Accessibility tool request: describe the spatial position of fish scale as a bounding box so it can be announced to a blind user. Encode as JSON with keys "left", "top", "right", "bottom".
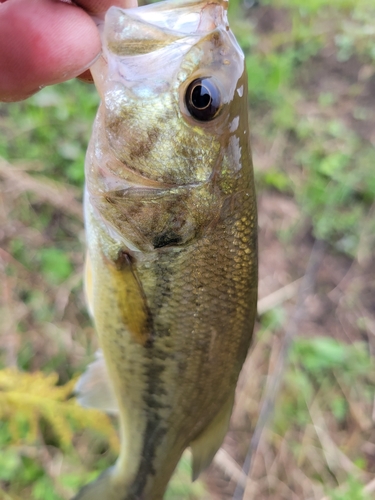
{"left": 73, "top": 0, "right": 257, "bottom": 498}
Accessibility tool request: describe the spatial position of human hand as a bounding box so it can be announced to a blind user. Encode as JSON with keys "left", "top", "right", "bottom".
{"left": 0, "top": 0, "right": 137, "bottom": 102}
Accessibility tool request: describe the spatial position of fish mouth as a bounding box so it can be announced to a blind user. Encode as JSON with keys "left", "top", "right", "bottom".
{"left": 88, "top": 0, "right": 242, "bottom": 189}
{"left": 90, "top": 0, "right": 231, "bottom": 107}
{"left": 103, "top": 0, "right": 229, "bottom": 54}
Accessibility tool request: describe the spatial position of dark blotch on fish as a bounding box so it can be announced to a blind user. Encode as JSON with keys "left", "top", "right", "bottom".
{"left": 153, "top": 232, "right": 183, "bottom": 248}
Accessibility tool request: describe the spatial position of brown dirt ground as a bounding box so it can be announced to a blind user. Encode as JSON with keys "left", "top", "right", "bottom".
{"left": 203, "top": 5, "right": 375, "bottom": 500}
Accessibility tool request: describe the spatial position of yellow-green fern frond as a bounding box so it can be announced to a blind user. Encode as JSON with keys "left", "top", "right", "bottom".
{"left": 0, "top": 369, "right": 119, "bottom": 452}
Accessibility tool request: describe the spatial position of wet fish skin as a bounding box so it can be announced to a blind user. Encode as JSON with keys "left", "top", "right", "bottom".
{"left": 74, "top": 0, "right": 257, "bottom": 498}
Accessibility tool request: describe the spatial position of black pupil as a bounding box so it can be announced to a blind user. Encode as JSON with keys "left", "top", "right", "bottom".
{"left": 185, "top": 77, "right": 221, "bottom": 121}
{"left": 191, "top": 85, "right": 211, "bottom": 109}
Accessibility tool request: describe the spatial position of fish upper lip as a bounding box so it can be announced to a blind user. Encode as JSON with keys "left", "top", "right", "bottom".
{"left": 87, "top": 130, "right": 226, "bottom": 197}
{"left": 104, "top": 183, "right": 200, "bottom": 199}
{"left": 88, "top": 152, "right": 178, "bottom": 195}
{"left": 105, "top": 0, "right": 228, "bottom": 38}
{"left": 90, "top": 159, "right": 216, "bottom": 197}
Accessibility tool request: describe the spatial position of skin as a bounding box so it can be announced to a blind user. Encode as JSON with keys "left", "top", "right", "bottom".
{"left": 0, "top": 0, "right": 137, "bottom": 102}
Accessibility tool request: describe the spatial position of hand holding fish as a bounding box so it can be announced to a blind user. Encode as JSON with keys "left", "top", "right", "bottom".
{"left": 0, "top": 0, "right": 136, "bottom": 102}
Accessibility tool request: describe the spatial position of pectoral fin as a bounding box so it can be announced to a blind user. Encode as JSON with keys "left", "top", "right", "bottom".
{"left": 75, "top": 351, "right": 119, "bottom": 415}
{"left": 190, "top": 392, "right": 235, "bottom": 481}
{"left": 106, "top": 250, "right": 153, "bottom": 347}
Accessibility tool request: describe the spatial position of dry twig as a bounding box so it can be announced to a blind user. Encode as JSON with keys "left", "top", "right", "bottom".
{"left": 233, "top": 239, "right": 326, "bottom": 500}
{"left": 308, "top": 400, "right": 362, "bottom": 476}
{"left": 213, "top": 449, "right": 251, "bottom": 490}
{"left": 257, "top": 278, "right": 302, "bottom": 316}
{"left": 0, "top": 157, "right": 83, "bottom": 220}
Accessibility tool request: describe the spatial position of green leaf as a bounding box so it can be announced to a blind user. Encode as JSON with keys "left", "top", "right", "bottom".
{"left": 0, "top": 450, "right": 21, "bottom": 481}
{"left": 39, "top": 248, "right": 73, "bottom": 284}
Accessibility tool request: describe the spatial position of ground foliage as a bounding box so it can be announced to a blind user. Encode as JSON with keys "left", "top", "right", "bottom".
{"left": 1, "top": 0, "right": 375, "bottom": 499}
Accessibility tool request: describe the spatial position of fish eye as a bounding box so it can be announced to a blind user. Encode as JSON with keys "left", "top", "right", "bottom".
{"left": 185, "top": 78, "right": 221, "bottom": 121}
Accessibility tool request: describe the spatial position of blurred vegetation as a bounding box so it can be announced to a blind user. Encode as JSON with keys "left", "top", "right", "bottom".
{"left": 1, "top": 0, "right": 375, "bottom": 499}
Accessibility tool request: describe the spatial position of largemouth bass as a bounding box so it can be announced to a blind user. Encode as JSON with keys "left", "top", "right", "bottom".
{"left": 74, "top": 0, "right": 257, "bottom": 498}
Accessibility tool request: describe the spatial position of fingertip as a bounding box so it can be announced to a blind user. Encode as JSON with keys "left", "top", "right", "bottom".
{"left": 77, "top": 69, "right": 95, "bottom": 83}
{"left": 0, "top": 0, "right": 102, "bottom": 101}
{"left": 75, "top": 0, "right": 138, "bottom": 15}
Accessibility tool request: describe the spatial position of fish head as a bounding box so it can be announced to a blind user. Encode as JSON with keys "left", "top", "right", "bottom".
{"left": 91, "top": 0, "right": 246, "bottom": 187}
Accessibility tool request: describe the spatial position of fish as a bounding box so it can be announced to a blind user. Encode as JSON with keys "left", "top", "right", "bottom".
{"left": 73, "top": 0, "right": 257, "bottom": 498}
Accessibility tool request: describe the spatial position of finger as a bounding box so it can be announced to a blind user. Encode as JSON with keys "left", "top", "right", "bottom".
{"left": 0, "top": 0, "right": 101, "bottom": 101}
{"left": 77, "top": 69, "right": 95, "bottom": 83}
{"left": 75, "top": 0, "right": 138, "bottom": 16}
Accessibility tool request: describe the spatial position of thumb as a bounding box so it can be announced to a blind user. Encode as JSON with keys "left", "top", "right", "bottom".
{"left": 0, "top": 0, "right": 101, "bottom": 102}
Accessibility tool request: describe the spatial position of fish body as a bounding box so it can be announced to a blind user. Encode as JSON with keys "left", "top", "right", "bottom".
{"left": 74, "top": 0, "right": 257, "bottom": 498}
